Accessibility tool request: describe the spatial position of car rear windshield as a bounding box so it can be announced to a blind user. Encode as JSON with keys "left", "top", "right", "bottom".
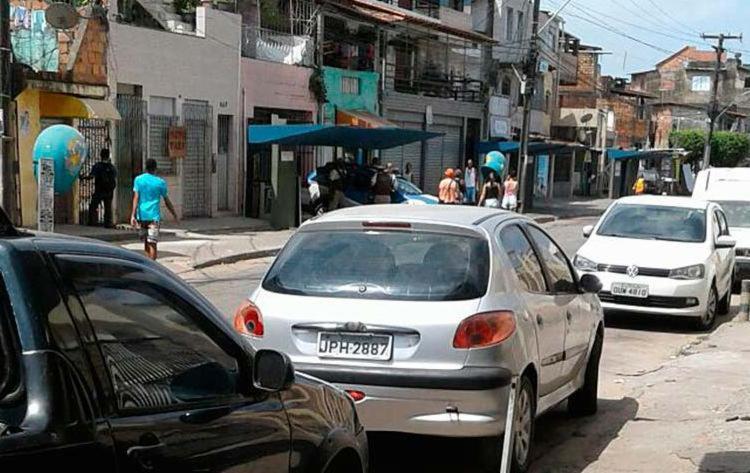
{"left": 263, "top": 229, "right": 490, "bottom": 301}
{"left": 716, "top": 201, "right": 750, "bottom": 228}
{"left": 597, "top": 204, "right": 706, "bottom": 243}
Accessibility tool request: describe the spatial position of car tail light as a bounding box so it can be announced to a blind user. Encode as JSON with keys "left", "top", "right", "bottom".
{"left": 452, "top": 311, "right": 515, "bottom": 349}
{"left": 346, "top": 390, "right": 366, "bottom": 402}
{"left": 233, "top": 300, "right": 264, "bottom": 338}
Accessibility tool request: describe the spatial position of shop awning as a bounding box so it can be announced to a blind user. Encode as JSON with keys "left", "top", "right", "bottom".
{"left": 608, "top": 148, "right": 685, "bottom": 161}
{"left": 39, "top": 92, "right": 121, "bottom": 120}
{"left": 248, "top": 124, "right": 443, "bottom": 149}
{"left": 479, "top": 140, "right": 587, "bottom": 155}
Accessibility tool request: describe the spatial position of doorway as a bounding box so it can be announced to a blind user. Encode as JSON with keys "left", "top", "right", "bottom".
{"left": 217, "top": 115, "right": 232, "bottom": 211}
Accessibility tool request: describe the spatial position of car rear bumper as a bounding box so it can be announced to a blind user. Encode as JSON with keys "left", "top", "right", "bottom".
{"left": 297, "top": 364, "right": 513, "bottom": 437}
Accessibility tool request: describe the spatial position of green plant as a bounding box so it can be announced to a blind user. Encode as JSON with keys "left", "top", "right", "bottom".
{"left": 174, "top": 0, "right": 200, "bottom": 15}
{"left": 670, "top": 130, "right": 750, "bottom": 168}
{"left": 309, "top": 67, "right": 327, "bottom": 104}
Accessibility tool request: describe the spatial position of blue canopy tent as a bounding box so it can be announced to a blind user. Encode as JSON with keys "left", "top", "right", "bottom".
{"left": 248, "top": 124, "right": 444, "bottom": 149}
{"left": 478, "top": 140, "right": 586, "bottom": 156}
{"left": 607, "top": 148, "right": 682, "bottom": 161}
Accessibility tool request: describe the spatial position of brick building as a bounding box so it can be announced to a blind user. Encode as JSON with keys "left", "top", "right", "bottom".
{"left": 10, "top": 3, "right": 120, "bottom": 227}
{"left": 631, "top": 46, "right": 750, "bottom": 148}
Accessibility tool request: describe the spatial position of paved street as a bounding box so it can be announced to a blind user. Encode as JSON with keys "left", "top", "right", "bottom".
{"left": 167, "top": 216, "right": 744, "bottom": 473}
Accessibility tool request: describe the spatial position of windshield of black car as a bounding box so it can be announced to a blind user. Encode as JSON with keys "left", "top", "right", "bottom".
{"left": 597, "top": 204, "right": 706, "bottom": 243}
{"left": 263, "top": 230, "right": 490, "bottom": 301}
{"left": 716, "top": 201, "right": 750, "bottom": 228}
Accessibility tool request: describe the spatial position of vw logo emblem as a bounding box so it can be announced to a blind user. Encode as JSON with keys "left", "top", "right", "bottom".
{"left": 626, "top": 265, "right": 639, "bottom": 278}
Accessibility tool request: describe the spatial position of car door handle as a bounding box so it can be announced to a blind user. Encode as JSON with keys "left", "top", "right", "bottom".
{"left": 536, "top": 314, "right": 543, "bottom": 326}
{"left": 566, "top": 311, "right": 573, "bottom": 322}
{"left": 127, "top": 433, "right": 166, "bottom": 472}
{"left": 180, "top": 406, "right": 233, "bottom": 425}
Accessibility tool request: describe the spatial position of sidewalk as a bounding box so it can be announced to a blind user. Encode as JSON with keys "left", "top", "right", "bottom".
{"left": 38, "top": 199, "right": 610, "bottom": 269}
{"left": 528, "top": 197, "right": 613, "bottom": 222}
{"left": 49, "top": 216, "right": 272, "bottom": 243}
{"left": 531, "top": 318, "right": 750, "bottom": 473}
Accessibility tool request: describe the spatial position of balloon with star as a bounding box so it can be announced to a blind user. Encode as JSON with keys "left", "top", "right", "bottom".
{"left": 33, "top": 124, "right": 89, "bottom": 194}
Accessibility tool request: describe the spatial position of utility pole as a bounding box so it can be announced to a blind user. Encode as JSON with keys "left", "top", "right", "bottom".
{"left": 701, "top": 33, "right": 742, "bottom": 170}
{"left": 518, "top": 0, "right": 541, "bottom": 213}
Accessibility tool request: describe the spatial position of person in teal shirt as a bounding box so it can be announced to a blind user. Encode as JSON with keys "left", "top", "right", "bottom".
{"left": 130, "top": 158, "right": 179, "bottom": 260}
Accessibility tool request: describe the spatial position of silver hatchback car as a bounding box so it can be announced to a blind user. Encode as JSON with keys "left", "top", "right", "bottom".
{"left": 239, "top": 206, "right": 604, "bottom": 472}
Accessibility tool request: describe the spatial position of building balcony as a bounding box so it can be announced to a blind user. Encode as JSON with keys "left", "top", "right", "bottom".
{"left": 384, "top": 62, "right": 483, "bottom": 103}
{"left": 241, "top": 24, "right": 314, "bottom": 66}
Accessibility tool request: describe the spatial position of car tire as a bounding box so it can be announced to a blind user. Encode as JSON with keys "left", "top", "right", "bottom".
{"left": 568, "top": 330, "right": 602, "bottom": 417}
{"left": 479, "top": 376, "right": 536, "bottom": 473}
{"left": 719, "top": 282, "right": 731, "bottom": 316}
{"left": 696, "top": 285, "right": 718, "bottom": 331}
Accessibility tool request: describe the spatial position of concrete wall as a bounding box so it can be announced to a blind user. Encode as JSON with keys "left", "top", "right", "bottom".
{"left": 242, "top": 59, "right": 317, "bottom": 118}
{"left": 322, "top": 67, "right": 379, "bottom": 122}
{"left": 111, "top": 8, "right": 242, "bottom": 217}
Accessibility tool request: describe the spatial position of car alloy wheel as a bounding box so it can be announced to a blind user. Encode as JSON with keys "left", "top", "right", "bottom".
{"left": 700, "top": 286, "right": 718, "bottom": 330}
{"left": 514, "top": 381, "right": 533, "bottom": 467}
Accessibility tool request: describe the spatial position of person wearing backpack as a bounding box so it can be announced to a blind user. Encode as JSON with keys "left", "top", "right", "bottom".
{"left": 82, "top": 148, "right": 117, "bottom": 227}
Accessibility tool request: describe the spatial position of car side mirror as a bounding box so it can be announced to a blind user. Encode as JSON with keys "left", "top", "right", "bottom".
{"left": 716, "top": 235, "right": 737, "bottom": 249}
{"left": 253, "top": 349, "right": 294, "bottom": 392}
{"left": 579, "top": 274, "right": 603, "bottom": 294}
{"left": 582, "top": 225, "right": 594, "bottom": 238}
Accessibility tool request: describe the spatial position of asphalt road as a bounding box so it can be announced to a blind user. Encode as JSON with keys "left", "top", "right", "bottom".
{"left": 177, "top": 216, "right": 728, "bottom": 473}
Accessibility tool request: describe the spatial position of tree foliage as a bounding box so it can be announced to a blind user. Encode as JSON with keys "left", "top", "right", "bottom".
{"left": 670, "top": 130, "right": 750, "bottom": 167}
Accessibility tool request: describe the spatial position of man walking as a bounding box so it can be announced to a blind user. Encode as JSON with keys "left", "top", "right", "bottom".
{"left": 130, "top": 158, "right": 179, "bottom": 260}
{"left": 464, "top": 159, "right": 477, "bottom": 204}
{"left": 81, "top": 148, "right": 117, "bottom": 227}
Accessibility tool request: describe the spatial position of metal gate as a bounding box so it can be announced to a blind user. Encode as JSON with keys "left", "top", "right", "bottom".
{"left": 182, "top": 101, "right": 213, "bottom": 218}
{"left": 217, "top": 115, "right": 231, "bottom": 210}
{"left": 116, "top": 95, "right": 146, "bottom": 224}
{"left": 79, "top": 119, "right": 109, "bottom": 224}
{"left": 425, "top": 123, "right": 462, "bottom": 195}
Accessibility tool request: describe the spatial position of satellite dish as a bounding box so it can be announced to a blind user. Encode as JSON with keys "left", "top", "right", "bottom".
{"left": 580, "top": 113, "right": 594, "bottom": 124}
{"left": 46, "top": 3, "right": 80, "bottom": 30}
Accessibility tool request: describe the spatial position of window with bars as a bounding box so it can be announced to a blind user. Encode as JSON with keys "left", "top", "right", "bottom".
{"left": 341, "top": 76, "right": 360, "bottom": 95}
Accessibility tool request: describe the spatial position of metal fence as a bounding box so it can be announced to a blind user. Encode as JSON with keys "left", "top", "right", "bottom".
{"left": 78, "top": 119, "right": 109, "bottom": 225}
{"left": 241, "top": 24, "right": 314, "bottom": 65}
{"left": 182, "top": 101, "right": 213, "bottom": 218}
{"left": 116, "top": 95, "right": 147, "bottom": 224}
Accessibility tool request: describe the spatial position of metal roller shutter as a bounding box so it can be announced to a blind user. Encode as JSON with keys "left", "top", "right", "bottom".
{"left": 424, "top": 124, "right": 462, "bottom": 196}
{"left": 381, "top": 119, "right": 423, "bottom": 187}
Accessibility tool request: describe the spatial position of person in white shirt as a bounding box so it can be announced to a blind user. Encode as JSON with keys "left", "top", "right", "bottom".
{"left": 464, "top": 159, "right": 477, "bottom": 204}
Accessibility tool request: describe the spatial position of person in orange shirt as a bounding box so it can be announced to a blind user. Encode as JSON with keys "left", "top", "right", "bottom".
{"left": 438, "top": 168, "right": 460, "bottom": 204}
{"left": 633, "top": 174, "right": 646, "bottom": 195}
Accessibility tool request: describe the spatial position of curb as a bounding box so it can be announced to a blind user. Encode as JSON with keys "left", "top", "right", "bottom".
{"left": 193, "top": 248, "right": 282, "bottom": 270}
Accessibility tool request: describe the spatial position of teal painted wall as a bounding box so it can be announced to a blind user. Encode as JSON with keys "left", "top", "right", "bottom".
{"left": 322, "top": 67, "right": 379, "bottom": 123}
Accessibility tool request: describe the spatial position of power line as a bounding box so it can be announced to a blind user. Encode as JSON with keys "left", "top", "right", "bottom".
{"left": 643, "top": 0, "right": 702, "bottom": 36}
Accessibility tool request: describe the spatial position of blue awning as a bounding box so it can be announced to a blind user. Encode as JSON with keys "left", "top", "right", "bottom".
{"left": 479, "top": 140, "right": 586, "bottom": 155}
{"left": 248, "top": 124, "right": 443, "bottom": 150}
{"left": 608, "top": 148, "right": 682, "bottom": 161}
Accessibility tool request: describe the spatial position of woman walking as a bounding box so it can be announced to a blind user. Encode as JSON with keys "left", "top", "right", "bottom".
{"left": 478, "top": 171, "right": 502, "bottom": 208}
{"left": 502, "top": 170, "right": 519, "bottom": 211}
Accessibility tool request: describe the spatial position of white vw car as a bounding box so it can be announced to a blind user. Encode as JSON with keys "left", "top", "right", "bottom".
{"left": 237, "top": 206, "right": 604, "bottom": 472}
{"left": 574, "top": 196, "right": 736, "bottom": 330}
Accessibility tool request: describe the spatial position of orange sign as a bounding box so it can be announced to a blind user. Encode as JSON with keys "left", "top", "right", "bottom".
{"left": 168, "top": 126, "right": 186, "bottom": 158}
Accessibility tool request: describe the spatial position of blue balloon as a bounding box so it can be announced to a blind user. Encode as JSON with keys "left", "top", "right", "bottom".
{"left": 481, "top": 150, "right": 506, "bottom": 179}
{"left": 33, "top": 125, "right": 89, "bottom": 194}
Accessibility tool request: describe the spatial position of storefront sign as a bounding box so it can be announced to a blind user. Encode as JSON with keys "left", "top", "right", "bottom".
{"left": 168, "top": 126, "right": 186, "bottom": 159}
{"left": 490, "top": 115, "right": 511, "bottom": 138}
{"left": 37, "top": 158, "right": 54, "bottom": 233}
{"left": 489, "top": 96, "right": 510, "bottom": 116}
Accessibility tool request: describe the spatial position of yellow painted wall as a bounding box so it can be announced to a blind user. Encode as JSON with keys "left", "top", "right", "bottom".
{"left": 16, "top": 89, "right": 41, "bottom": 227}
